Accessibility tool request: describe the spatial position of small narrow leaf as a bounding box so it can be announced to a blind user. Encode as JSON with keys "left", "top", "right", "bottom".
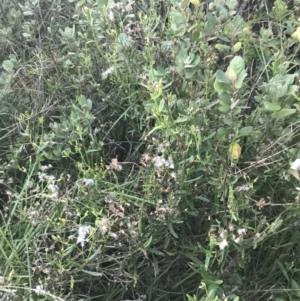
{"left": 168, "top": 223, "right": 178, "bottom": 238}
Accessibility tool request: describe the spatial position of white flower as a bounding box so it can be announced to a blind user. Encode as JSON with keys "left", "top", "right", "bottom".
{"left": 237, "top": 228, "right": 247, "bottom": 236}
{"left": 76, "top": 225, "right": 90, "bottom": 247}
{"left": 255, "top": 233, "right": 261, "bottom": 239}
{"left": 108, "top": 10, "right": 114, "bottom": 21}
{"left": 35, "top": 285, "right": 46, "bottom": 295}
{"left": 47, "top": 183, "right": 59, "bottom": 199}
{"left": 153, "top": 156, "right": 166, "bottom": 168}
{"left": 166, "top": 156, "right": 174, "bottom": 168}
{"left": 93, "top": 127, "right": 100, "bottom": 134}
{"left": 103, "top": 67, "right": 114, "bottom": 76}
{"left": 219, "top": 229, "right": 226, "bottom": 239}
{"left": 153, "top": 156, "right": 174, "bottom": 169}
{"left": 47, "top": 184, "right": 58, "bottom": 194}
{"left": 97, "top": 218, "right": 110, "bottom": 235}
{"left": 291, "top": 159, "right": 300, "bottom": 170}
{"left": 234, "top": 237, "right": 240, "bottom": 244}
{"left": 83, "top": 178, "right": 94, "bottom": 186}
{"left": 219, "top": 238, "right": 228, "bottom": 250}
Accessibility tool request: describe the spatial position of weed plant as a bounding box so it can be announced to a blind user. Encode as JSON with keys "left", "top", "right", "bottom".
{"left": 1, "top": 0, "right": 300, "bottom": 300}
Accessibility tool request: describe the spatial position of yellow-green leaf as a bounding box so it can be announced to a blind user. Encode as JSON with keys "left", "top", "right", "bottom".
{"left": 229, "top": 143, "right": 241, "bottom": 160}
{"left": 292, "top": 26, "right": 300, "bottom": 42}
{"left": 190, "top": 0, "right": 200, "bottom": 6}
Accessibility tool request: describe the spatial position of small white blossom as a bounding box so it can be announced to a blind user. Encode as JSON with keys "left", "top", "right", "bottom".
{"left": 237, "top": 228, "right": 247, "bottom": 236}
{"left": 167, "top": 156, "right": 174, "bottom": 168}
{"left": 35, "top": 285, "right": 46, "bottom": 295}
{"left": 41, "top": 164, "right": 52, "bottom": 171}
{"left": 110, "top": 2, "right": 123, "bottom": 9}
{"left": 234, "top": 237, "right": 240, "bottom": 244}
{"left": 103, "top": 67, "right": 114, "bottom": 76}
{"left": 83, "top": 178, "right": 94, "bottom": 186}
{"left": 47, "top": 183, "right": 59, "bottom": 199}
{"left": 219, "top": 229, "right": 226, "bottom": 239}
{"left": 93, "top": 127, "right": 100, "bottom": 134}
{"left": 110, "top": 232, "right": 118, "bottom": 239}
{"left": 108, "top": 10, "right": 114, "bottom": 21}
{"left": 77, "top": 225, "right": 90, "bottom": 247}
{"left": 97, "top": 218, "right": 110, "bottom": 235}
{"left": 153, "top": 156, "right": 174, "bottom": 169}
{"left": 219, "top": 238, "right": 228, "bottom": 250}
{"left": 26, "top": 181, "right": 34, "bottom": 189}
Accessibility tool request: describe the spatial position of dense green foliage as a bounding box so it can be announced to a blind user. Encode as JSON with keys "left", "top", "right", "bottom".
{"left": 1, "top": 0, "right": 300, "bottom": 300}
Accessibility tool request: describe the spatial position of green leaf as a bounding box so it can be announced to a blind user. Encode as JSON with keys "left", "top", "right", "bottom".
{"left": 185, "top": 69, "right": 197, "bottom": 79}
{"left": 230, "top": 98, "right": 241, "bottom": 110}
{"left": 233, "top": 42, "right": 242, "bottom": 53}
{"left": 158, "top": 98, "right": 165, "bottom": 112}
{"left": 232, "top": 15, "right": 244, "bottom": 35}
{"left": 271, "top": 109, "right": 296, "bottom": 119}
{"left": 291, "top": 279, "right": 300, "bottom": 297}
{"left": 225, "top": 67, "right": 237, "bottom": 82}
{"left": 147, "top": 248, "right": 165, "bottom": 256}
{"left": 214, "top": 81, "right": 232, "bottom": 94}
{"left": 82, "top": 270, "right": 103, "bottom": 276}
{"left": 168, "top": 223, "right": 178, "bottom": 238}
{"left": 217, "top": 127, "right": 229, "bottom": 139}
{"left": 191, "top": 30, "right": 200, "bottom": 42}
{"left": 229, "top": 56, "right": 245, "bottom": 77}
{"left": 143, "top": 235, "right": 153, "bottom": 248}
{"left": 78, "top": 95, "right": 92, "bottom": 110}
{"left": 219, "top": 104, "right": 231, "bottom": 113}
{"left": 175, "top": 116, "right": 188, "bottom": 123}
{"left": 263, "top": 101, "right": 281, "bottom": 111}
{"left": 181, "top": 0, "right": 190, "bottom": 8}
{"left": 215, "top": 44, "right": 231, "bottom": 52}
{"left": 191, "top": 55, "right": 201, "bottom": 66}
{"left": 97, "top": 0, "right": 107, "bottom": 6}
{"left": 215, "top": 70, "right": 231, "bottom": 83}
{"left": 238, "top": 126, "right": 253, "bottom": 136}
{"left": 2, "top": 60, "right": 14, "bottom": 72}
{"left": 195, "top": 196, "right": 211, "bottom": 202}
{"left": 277, "top": 261, "right": 289, "bottom": 282}
{"left": 235, "top": 69, "right": 247, "bottom": 89}
{"left": 76, "top": 0, "right": 85, "bottom": 6}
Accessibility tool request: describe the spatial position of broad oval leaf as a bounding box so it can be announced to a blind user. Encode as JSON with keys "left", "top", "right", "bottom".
{"left": 271, "top": 109, "right": 296, "bottom": 119}
{"left": 229, "top": 142, "right": 242, "bottom": 160}
{"left": 263, "top": 101, "right": 281, "bottom": 111}
{"left": 2, "top": 60, "right": 14, "bottom": 71}
{"left": 229, "top": 56, "right": 245, "bottom": 77}
{"left": 233, "top": 42, "right": 242, "bottom": 53}
{"left": 238, "top": 126, "right": 253, "bottom": 136}
{"left": 215, "top": 70, "right": 231, "bottom": 83}
{"left": 219, "top": 104, "right": 231, "bottom": 113}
